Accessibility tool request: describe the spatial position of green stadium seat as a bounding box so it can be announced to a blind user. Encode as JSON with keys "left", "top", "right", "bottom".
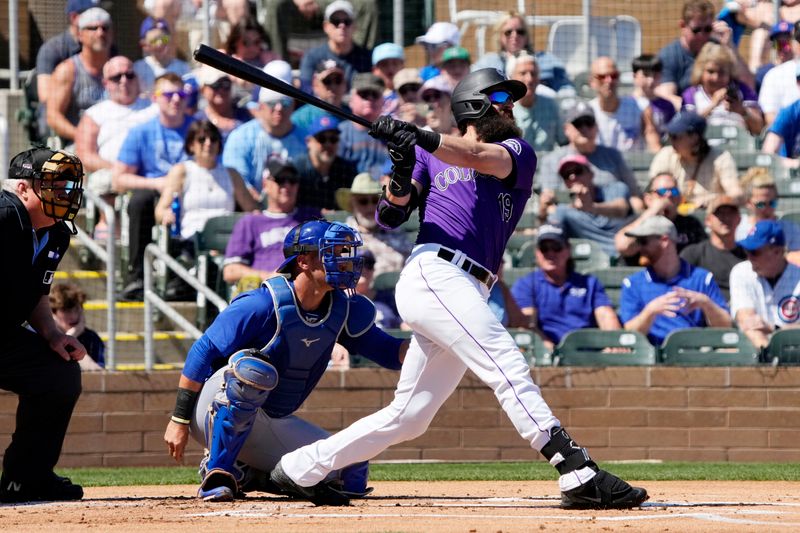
{"left": 735, "top": 152, "right": 787, "bottom": 180}
{"left": 659, "top": 328, "right": 758, "bottom": 366}
{"left": 508, "top": 328, "right": 552, "bottom": 366}
{"left": 373, "top": 270, "right": 401, "bottom": 292}
{"left": 705, "top": 124, "right": 757, "bottom": 152}
{"left": 586, "top": 266, "right": 641, "bottom": 309}
{"left": 326, "top": 210, "right": 351, "bottom": 223}
{"left": 624, "top": 151, "right": 654, "bottom": 171}
{"left": 554, "top": 329, "right": 656, "bottom": 366}
{"left": 763, "top": 329, "right": 800, "bottom": 365}
{"left": 502, "top": 266, "right": 533, "bottom": 288}
{"left": 194, "top": 213, "right": 245, "bottom": 328}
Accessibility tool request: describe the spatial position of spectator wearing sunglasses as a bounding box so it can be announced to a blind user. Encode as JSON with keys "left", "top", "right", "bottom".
{"left": 753, "top": 21, "right": 796, "bottom": 94}
{"left": 759, "top": 20, "right": 800, "bottom": 126}
{"left": 47, "top": 7, "right": 114, "bottom": 148}
{"left": 391, "top": 68, "right": 426, "bottom": 127}
{"left": 133, "top": 17, "right": 191, "bottom": 96}
{"left": 75, "top": 56, "right": 157, "bottom": 240}
{"left": 222, "top": 156, "right": 322, "bottom": 286}
{"left": 113, "top": 73, "right": 196, "bottom": 301}
{"left": 539, "top": 103, "right": 644, "bottom": 221}
{"left": 223, "top": 60, "right": 307, "bottom": 197}
{"left": 299, "top": 1, "right": 372, "bottom": 94}
{"left": 338, "top": 73, "right": 390, "bottom": 176}
{"left": 335, "top": 172, "right": 412, "bottom": 277}
{"left": 735, "top": 167, "right": 800, "bottom": 252}
{"left": 292, "top": 58, "right": 351, "bottom": 134}
{"left": 680, "top": 194, "right": 746, "bottom": 297}
{"left": 546, "top": 154, "right": 635, "bottom": 259}
{"left": 371, "top": 43, "right": 405, "bottom": 116}
{"left": 730, "top": 220, "right": 800, "bottom": 350}
{"left": 471, "top": 11, "right": 575, "bottom": 98}
{"left": 655, "top": 0, "right": 753, "bottom": 110}
{"left": 419, "top": 76, "right": 457, "bottom": 135}
{"left": 294, "top": 114, "right": 357, "bottom": 210}
{"left": 510, "top": 224, "right": 620, "bottom": 351}
{"left": 193, "top": 66, "right": 251, "bottom": 143}
{"left": 615, "top": 172, "right": 707, "bottom": 266}
{"left": 619, "top": 216, "right": 731, "bottom": 346}
{"left": 588, "top": 57, "right": 644, "bottom": 152}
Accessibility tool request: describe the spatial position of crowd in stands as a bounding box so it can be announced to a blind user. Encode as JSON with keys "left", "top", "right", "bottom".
{"left": 31, "top": 0, "right": 800, "bottom": 360}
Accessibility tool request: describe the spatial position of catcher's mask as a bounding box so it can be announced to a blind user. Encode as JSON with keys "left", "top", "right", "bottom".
{"left": 9, "top": 147, "right": 84, "bottom": 233}
{"left": 276, "top": 219, "right": 364, "bottom": 290}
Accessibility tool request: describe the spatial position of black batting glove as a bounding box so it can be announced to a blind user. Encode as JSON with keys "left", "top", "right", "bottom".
{"left": 369, "top": 115, "right": 411, "bottom": 142}
{"left": 386, "top": 130, "right": 416, "bottom": 197}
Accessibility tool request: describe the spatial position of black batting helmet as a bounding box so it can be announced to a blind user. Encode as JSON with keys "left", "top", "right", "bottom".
{"left": 450, "top": 68, "right": 526, "bottom": 126}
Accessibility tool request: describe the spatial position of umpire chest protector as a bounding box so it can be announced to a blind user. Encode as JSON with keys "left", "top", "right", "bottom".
{"left": 259, "top": 276, "right": 373, "bottom": 418}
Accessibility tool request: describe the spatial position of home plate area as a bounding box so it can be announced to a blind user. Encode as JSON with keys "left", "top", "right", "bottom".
{"left": 0, "top": 481, "right": 798, "bottom": 533}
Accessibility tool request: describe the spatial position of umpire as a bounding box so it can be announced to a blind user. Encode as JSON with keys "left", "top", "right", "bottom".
{"left": 0, "top": 147, "right": 87, "bottom": 503}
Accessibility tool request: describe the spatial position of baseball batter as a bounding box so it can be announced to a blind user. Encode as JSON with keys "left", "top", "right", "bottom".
{"left": 163, "top": 219, "right": 408, "bottom": 503}
{"left": 270, "top": 69, "right": 649, "bottom": 509}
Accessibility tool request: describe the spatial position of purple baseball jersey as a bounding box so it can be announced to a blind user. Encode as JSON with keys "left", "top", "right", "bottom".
{"left": 412, "top": 138, "right": 537, "bottom": 274}
{"left": 223, "top": 207, "right": 322, "bottom": 273}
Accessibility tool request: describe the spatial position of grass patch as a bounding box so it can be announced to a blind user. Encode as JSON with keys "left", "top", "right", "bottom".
{"left": 59, "top": 462, "right": 800, "bottom": 487}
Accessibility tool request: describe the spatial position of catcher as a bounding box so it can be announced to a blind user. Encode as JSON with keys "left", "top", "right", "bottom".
{"left": 0, "top": 147, "right": 87, "bottom": 503}
{"left": 163, "top": 219, "right": 408, "bottom": 503}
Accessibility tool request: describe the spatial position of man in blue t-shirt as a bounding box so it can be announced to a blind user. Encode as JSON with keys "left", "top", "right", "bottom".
{"left": 337, "top": 73, "right": 390, "bottom": 176}
{"left": 510, "top": 224, "right": 621, "bottom": 349}
{"left": 619, "top": 215, "right": 731, "bottom": 346}
{"left": 761, "top": 72, "right": 800, "bottom": 170}
{"left": 113, "top": 73, "right": 194, "bottom": 300}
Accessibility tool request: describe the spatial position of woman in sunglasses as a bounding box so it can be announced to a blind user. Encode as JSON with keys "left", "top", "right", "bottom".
{"left": 471, "top": 11, "right": 575, "bottom": 96}
{"left": 735, "top": 166, "right": 800, "bottom": 252}
{"left": 155, "top": 120, "right": 259, "bottom": 263}
{"left": 223, "top": 17, "right": 279, "bottom": 99}
{"left": 194, "top": 66, "right": 251, "bottom": 142}
{"left": 681, "top": 42, "right": 764, "bottom": 135}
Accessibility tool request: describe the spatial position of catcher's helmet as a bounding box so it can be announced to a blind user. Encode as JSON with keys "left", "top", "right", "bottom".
{"left": 451, "top": 68, "right": 526, "bottom": 126}
{"left": 276, "top": 219, "right": 364, "bottom": 290}
{"left": 9, "top": 147, "right": 84, "bottom": 229}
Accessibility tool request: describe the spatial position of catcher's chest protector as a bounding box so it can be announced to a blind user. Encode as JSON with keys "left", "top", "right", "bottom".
{"left": 260, "top": 276, "right": 348, "bottom": 417}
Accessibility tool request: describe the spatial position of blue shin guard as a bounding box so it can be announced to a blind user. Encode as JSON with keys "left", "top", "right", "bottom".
{"left": 202, "top": 350, "right": 278, "bottom": 492}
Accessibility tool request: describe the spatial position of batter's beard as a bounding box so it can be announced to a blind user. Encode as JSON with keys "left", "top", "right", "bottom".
{"left": 472, "top": 109, "right": 522, "bottom": 143}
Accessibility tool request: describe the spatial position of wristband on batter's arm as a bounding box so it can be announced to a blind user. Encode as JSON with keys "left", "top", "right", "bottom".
{"left": 413, "top": 127, "right": 442, "bottom": 154}
{"left": 171, "top": 387, "right": 199, "bottom": 425}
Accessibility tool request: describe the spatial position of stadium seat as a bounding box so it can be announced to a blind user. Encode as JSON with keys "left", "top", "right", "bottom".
{"left": 736, "top": 152, "right": 787, "bottom": 180}
{"left": 705, "top": 124, "right": 756, "bottom": 152}
{"left": 571, "top": 239, "right": 612, "bottom": 272}
{"left": 350, "top": 328, "right": 412, "bottom": 367}
{"left": 194, "top": 213, "right": 245, "bottom": 328}
{"left": 372, "top": 270, "right": 401, "bottom": 292}
{"left": 508, "top": 328, "right": 552, "bottom": 366}
{"left": 547, "top": 16, "right": 642, "bottom": 78}
{"left": 326, "top": 210, "right": 351, "bottom": 223}
{"left": 554, "top": 329, "right": 656, "bottom": 366}
{"left": 763, "top": 329, "right": 800, "bottom": 365}
{"left": 586, "top": 266, "right": 641, "bottom": 309}
{"left": 659, "top": 328, "right": 758, "bottom": 366}
{"left": 502, "top": 266, "right": 533, "bottom": 288}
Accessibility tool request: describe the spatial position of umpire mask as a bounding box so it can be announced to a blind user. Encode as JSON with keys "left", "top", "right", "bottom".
{"left": 9, "top": 148, "right": 85, "bottom": 234}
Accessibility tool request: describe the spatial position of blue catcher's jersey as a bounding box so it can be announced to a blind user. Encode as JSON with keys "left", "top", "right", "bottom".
{"left": 198, "top": 276, "right": 377, "bottom": 418}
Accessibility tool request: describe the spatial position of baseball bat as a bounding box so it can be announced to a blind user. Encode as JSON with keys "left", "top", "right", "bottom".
{"left": 193, "top": 44, "right": 372, "bottom": 129}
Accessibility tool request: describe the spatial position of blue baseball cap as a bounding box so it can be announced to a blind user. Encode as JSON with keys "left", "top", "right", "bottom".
{"left": 140, "top": 17, "right": 170, "bottom": 39}
{"left": 666, "top": 111, "right": 706, "bottom": 136}
{"left": 372, "top": 43, "right": 404, "bottom": 65}
{"left": 737, "top": 220, "right": 786, "bottom": 251}
{"left": 306, "top": 114, "right": 341, "bottom": 137}
{"left": 770, "top": 20, "right": 793, "bottom": 40}
{"left": 66, "top": 0, "right": 100, "bottom": 15}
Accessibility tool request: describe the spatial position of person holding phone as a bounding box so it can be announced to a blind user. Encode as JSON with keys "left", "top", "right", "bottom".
{"left": 681, "top": 42, "right": 765, "bottom": 135}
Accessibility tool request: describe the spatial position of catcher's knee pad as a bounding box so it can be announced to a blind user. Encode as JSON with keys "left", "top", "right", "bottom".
{"left": 204, "top": 350, "right": 278, "bottom": 476}
{"left": 340, "top": 461, "right": 370, "bottom": 494}
{"left": 539, "top": 427, "right": 594, "bottom": 476}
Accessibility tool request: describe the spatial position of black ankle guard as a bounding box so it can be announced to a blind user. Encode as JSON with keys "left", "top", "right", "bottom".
{"left": 540, "top": 427, "right": 595, "bottom": 475}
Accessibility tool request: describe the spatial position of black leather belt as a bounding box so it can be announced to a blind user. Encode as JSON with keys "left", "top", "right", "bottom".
{"left": 437, "top": 248, "right": 495, "bottom": 288}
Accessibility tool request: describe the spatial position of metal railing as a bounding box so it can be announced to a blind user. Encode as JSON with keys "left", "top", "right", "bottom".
{"left": 143, "top": 243, "right": 229, "bottom": 371}
{"left": 74, "top": 188, "right": 117, "bottom": 368}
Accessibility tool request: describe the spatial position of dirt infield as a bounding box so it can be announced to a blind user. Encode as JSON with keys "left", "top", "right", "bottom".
{"left": 1, "top": 480, "right": 798, "bottom": 532}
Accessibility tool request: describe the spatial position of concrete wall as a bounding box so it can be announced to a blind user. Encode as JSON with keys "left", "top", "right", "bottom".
{"left": 1, "top": 366, "right": 798, "bottom": 468}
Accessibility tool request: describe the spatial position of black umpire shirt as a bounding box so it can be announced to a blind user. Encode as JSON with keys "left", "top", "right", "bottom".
{"left": 0, "top": 190, "right": 70, "bottom": 331}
